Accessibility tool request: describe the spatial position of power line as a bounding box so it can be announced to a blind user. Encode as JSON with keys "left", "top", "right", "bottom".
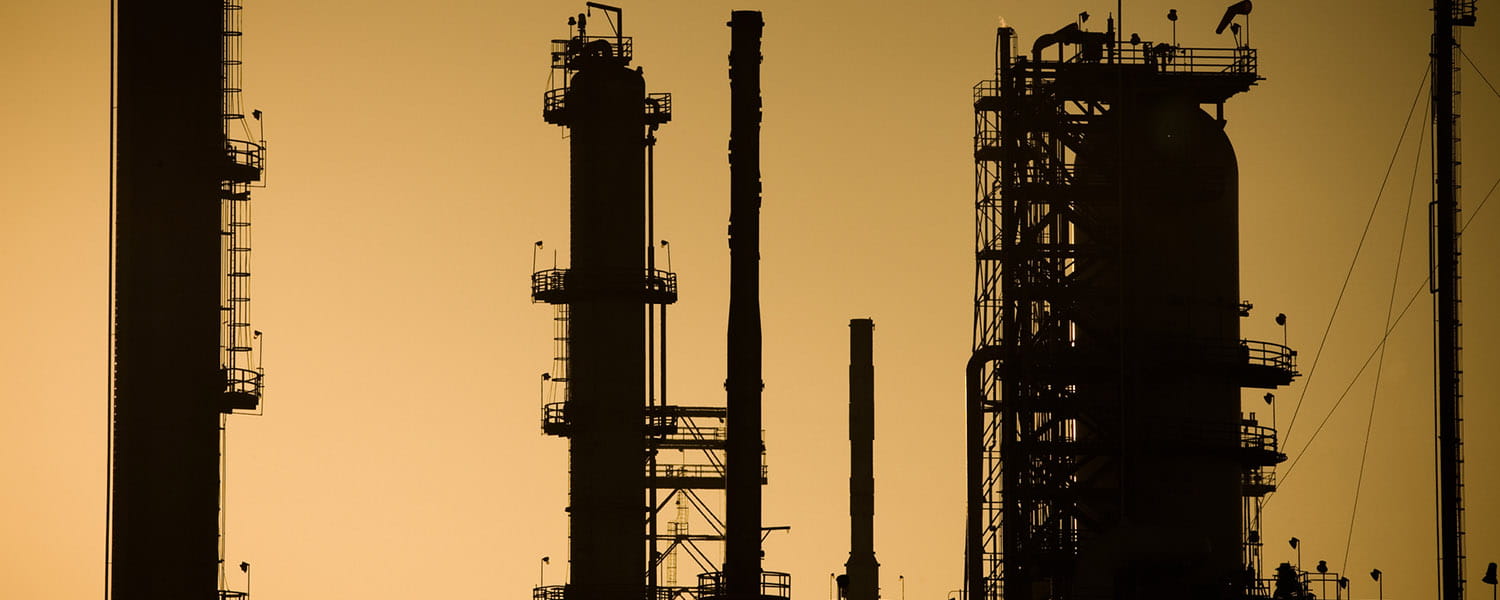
{"left": 1269, "top": 168, "right": 1499, "bottom": 502}
{"left": 1282, "top": 61, "right": 1431, "bottom": 446}
{"left": 1340, "top": 84, "right": 1429, "bottom": 573}
{"left": 1461, "top": 48, "right": 1500, "bottom": 101}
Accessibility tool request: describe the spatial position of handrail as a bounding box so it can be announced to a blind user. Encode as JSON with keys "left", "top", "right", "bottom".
{"left": 649, "top": 463, "right": 767, "bottom": 480}
{"left": 543, "top": 88, "right": 567, "bottom": 119}
{"left": 1244, "top": 467, "right": 1277, "bottom": 488}
{"left": 1241, "top": 339, "right": 1298, "bottom": 374}
{"left": 1091, "top": 45, "right": 1257, "bottom": 75}
{"left": 645, "top": 92, "right": 673, "bottom": 124}
{"left": 224, "top": 366, "right": 263, "bottom": 396}
{"left": 696, "top": 570, "right": 792, "bottom": 600}
{"left": 532, "top": 585, "right": 567, "bottom": 600}
{"left": 531, "top": 584, "right": 696, "bottom": 600}
{"left": 1240, "top": 422, "right": 1279, "bottom": 452}
{"left": 541, "top": 400, "right": 567, "bottom": 427}
{"left": 225, "top": 139, "right": 264, "bottom": 170}
{"left": 531, "top": 268, "right": 678, "bottom": 301}
{"left": 544, "top": 89, "right": 674, "bottom": 125}
{"left": 979, "top": 45, "right": 1256, "bottom": 88}
{"left": 550, "top": 35, "right": 634, "bottom": 69}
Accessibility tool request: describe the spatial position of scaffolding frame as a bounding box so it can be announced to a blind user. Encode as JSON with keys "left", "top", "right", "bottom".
{"left": 968, "top": 27, "right": 1268, "bottom": 600}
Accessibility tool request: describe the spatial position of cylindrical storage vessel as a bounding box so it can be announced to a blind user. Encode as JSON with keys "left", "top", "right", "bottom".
{"left": 1071, "top": 94, "right": 1242, "bottom": 600}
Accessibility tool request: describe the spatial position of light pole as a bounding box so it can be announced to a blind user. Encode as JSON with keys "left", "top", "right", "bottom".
{"left": 899, "top": 575, "right": 905, "bottom": 600}
{"left": 540, "top": 556, "right": 549, "bottom": 588}
{"left": 1168, "top": 9, "right": 1178, "bottom": 46}
{"left": 1482, "top": 562, "right": 1497, "bottom": 600}
{"left": 1370, "top": 569, "right": 1382, "bottom": 600}
{"left": 239, "top": 562, "right": 250, "bottom": 596}
{"left": 1288, "top": 537, "right": 1301, "bottom": 571}
{"left": 830, "top": 573, "right": 835, "bottom": 600}
{"left": 1316, "top": 560, "right": 1328, "bottom": 599}
{"left": 1264, "top": 393, "right": 1276, "bottom": 428}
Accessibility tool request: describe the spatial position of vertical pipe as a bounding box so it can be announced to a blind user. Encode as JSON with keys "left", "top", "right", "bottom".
{"left": 726, "top": 10, "right": 765, "bottom": 600}
{"left": 1431, "top": 2, "right": 1465, "bottom": 600}
{"left": 112, "top": 2, "right": 224, "bottom": 599}
{"left": 647, "top": 127, "right": 659, "bottom": 600}
{"left": 846, "top": 319, "right": 879, "bottom": 600}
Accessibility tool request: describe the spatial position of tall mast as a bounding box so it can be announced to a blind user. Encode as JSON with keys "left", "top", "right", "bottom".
{"left": 1431, "top": 1, "right": 1474, "bottom": 600}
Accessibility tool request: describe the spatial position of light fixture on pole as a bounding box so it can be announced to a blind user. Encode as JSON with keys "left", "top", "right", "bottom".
{"left": 540, "top": 373, "right": 552, "bottom": 407}
{"left": 540, "top": 556, "right": 550, "bottom": 588}
{"left": 1288, "top": 537, "right": 1301, "bottom": 571}
{"left": 1370, "top": 569, "right": 1383, "bottom": 600}
{"left": 1482, "top": 562, "right": 1497, "bottom": 600}
{"left": 1264, "top": 392, "right": 1276, "bottom": 427}
{"left": 239, "top": 562, "right": 250, "bottom": 597}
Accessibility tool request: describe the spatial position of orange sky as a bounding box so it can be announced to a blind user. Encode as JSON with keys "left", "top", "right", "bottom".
{"left": 1, "top": 2, "right": 1498, "bottom": 600}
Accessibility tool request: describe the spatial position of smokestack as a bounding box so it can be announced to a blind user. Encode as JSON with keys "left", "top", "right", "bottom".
{"left": 846, "top": 319, "right": 879, "bottom": 600}
{"left": 725, "top": 10, "right": 765, "bottom": 600}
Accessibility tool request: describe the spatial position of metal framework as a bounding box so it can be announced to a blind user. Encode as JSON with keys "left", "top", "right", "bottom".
{"left": 1433, "top": 2, "right": 1477, "bottom": 600}
{"left": 220, "top": 0, "right": 266, "bottom": 415}
{"left": 531, "top": 8, "right": 784, "bottom": 600}
{"left": 967, "top": 25, "right": 1299, "bottom": 600}
{"left": 219, "top": 4, "right": 266, "bottom": 598}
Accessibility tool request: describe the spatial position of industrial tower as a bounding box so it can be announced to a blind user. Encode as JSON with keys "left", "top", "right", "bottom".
{"left": 842, "top": 319, "right": 879, "bottom": 600}
{"left": 1432, "top": 3, "right": 1478, "bottom": 600}
{"left": 531, "top": 7, "right": 786, "bottom": 600}
{"left": 965, "top": 15, "right": 1300, "bottom": 600}
{"left": 111, "top": 1, "right": 266, "bottom": 599}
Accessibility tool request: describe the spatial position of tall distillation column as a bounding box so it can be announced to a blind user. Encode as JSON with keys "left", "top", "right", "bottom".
{"left": 560, "top": 22, "right": 644, "bottom": 600}
{"left": 112, "top": 2, "right": 266, "bottom": 599}
{"left": 535, "top": 6, "right": 675, "bottom": 600}
{"left": 967, "top": 21, "right": 1296, "bottom": 600}
{"left": 113, "top": 3, "right": 224, "bottom": 596}
{"left": 845, "top": 319, "right": 880, "bottom": 600}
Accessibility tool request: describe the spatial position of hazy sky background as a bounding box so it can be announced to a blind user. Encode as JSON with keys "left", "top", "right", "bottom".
{"left": 1, "top": 2, "right": 1498, "bottom": 600}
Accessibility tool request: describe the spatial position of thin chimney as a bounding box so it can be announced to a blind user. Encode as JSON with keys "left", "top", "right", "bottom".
{"left": 845, "top": 319, "right": 879, "bottom": 600}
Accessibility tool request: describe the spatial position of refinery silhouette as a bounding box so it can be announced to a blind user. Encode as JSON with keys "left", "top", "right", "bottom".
{"left": 99, "top": 2, "right": 1492, "bottom": 600}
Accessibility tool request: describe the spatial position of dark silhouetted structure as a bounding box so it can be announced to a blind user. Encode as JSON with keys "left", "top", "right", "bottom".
{"left": 967, "top": 18, "right": 1299, "bottom": 600}
{"left": 844, "top": 319, "right": 880, "bottom": 600}
{"left": 710, "top": 10, "right": 790, "bottom": 600}
{"left": 724, "top": 9, "right": 767, "bottom": 600}
{"left": 1433, "top": 2, "right": 1476, "bottom": 600}
{"left": 534, "top": 6, "right": 790, "bottom": 600}
{"left": 533, "top": 4, "right": 664, "bottom": 600}
{"left": 111, "top": 2, "right": 265, "bottom": 599}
